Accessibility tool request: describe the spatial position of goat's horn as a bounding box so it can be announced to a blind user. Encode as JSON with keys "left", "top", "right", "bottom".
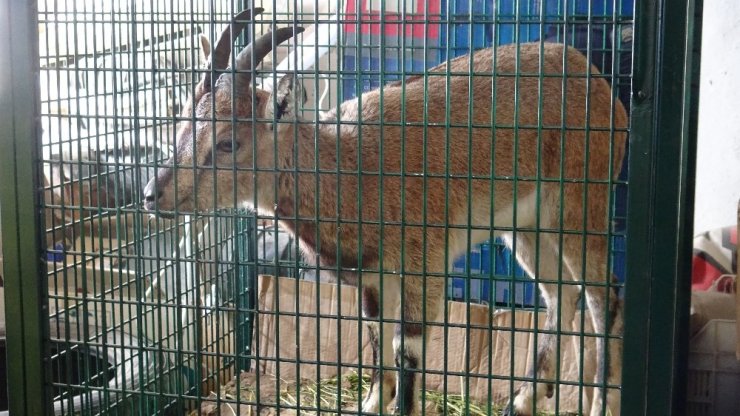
{"left": 234, "top": 27, "right": 305, "bottom": 90}
{"left": 203, "top": 8, "right": 264, "bottom": 89}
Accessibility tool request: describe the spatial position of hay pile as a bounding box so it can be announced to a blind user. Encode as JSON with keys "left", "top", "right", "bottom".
{"left": 189, "top": 371, "right": 551, "bottom": 416}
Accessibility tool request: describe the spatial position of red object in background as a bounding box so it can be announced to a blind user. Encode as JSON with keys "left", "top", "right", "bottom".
{"left": 344, "top": 0, "right": 441, "bottom": 39}
{"left": 692, "top": 225, "right": 737, "bottom": 292}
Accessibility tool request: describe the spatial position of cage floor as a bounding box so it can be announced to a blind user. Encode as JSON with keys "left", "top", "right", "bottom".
{"left": 191, "top": 371, "right": 567, "bottom": 416}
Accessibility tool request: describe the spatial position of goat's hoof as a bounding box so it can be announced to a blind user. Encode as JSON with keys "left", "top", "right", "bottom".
{"left": 392, "top": 404, "right": 417, "bottom": 416}
{"left": 502, "top": 402, "right": 520, "bottom": 416}
{"left": 546, "top": 383, "right": 555, "bottom": 399}
{"left": 503, "top": 406, "right": 534, "bottom": 416}
{"left": 503, "top": 391, "right": 532, "bottom": 416}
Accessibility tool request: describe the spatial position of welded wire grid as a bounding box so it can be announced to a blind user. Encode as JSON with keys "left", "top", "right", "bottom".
{"left": 37, "top": 1, "right": 258, "bottom": 413}
{"left": 33, "top": 0, "right": 633, "bottom": 415}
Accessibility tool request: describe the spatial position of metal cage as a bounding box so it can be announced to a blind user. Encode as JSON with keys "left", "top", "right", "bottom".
{"left": 0, "top": 0, "right": 701, "bottom": 415}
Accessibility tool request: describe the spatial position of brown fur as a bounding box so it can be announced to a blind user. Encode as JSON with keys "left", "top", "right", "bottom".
{"left": 145, "top": 38, "right": 628, "bottom": 416}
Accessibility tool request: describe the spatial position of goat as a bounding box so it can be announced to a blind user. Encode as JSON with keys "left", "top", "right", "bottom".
{"left": 143, "top": 9, "right": 628, "bottom": 416}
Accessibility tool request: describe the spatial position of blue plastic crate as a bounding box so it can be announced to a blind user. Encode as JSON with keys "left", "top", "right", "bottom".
{"left": 540, "top": 0, "right": 634, "bottom": 18}
{"left": 438, "top": 0, "right": 544, "bottom": 63}
{"left": 341, "top": 0, "right": 634, "bottom": 98}
{"left": 448, "top": 240, "right": 538, "bottom": 306}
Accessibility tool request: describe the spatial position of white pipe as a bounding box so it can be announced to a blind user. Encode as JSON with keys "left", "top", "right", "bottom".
{"left": 261, "top": 11, "right": 340, "bottom": 92}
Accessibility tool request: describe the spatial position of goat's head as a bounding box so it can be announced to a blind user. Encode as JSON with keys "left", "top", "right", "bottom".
{"left": 143, "top": 8, "right": 304, "bottom": 217}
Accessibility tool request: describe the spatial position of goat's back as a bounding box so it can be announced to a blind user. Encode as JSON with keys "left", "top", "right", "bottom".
{"left": 329, "top": 42, "right": 627, "bottom": 179}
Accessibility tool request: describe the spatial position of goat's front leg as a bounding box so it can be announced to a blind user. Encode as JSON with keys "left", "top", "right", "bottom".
{"left": 392, "top": 275, "right": 444, "bottom": 416}
{"left": 361, "top": 277, "right": 400, "bottom": 414}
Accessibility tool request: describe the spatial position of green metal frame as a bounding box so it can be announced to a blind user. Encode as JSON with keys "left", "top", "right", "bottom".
{"left": 235, "top": 214, "right": 258, "bottom": 373}
{"left": 622, "top": 0, "right": 702, "bottom": 414}
{"left": 0, "top": 1, "right": 49, "bottom": 415}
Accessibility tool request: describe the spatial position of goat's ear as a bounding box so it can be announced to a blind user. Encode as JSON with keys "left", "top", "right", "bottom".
{"left": 198, "top": 34, "right": 211, "bottom": 64}
{"left": 266, "top": 74, "right": 305, "bottom": 127}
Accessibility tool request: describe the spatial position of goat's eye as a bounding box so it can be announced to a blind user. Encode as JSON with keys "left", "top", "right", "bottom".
{"left": 217, "top": 140, "right": 240, "bottom": 153}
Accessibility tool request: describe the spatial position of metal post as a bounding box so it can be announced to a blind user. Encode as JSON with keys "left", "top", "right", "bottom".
{"left": 622, "top": 0, "right": 703, "bottom": 414}
{"left": 0, "top": 0, "right": 48, "bottom": 414}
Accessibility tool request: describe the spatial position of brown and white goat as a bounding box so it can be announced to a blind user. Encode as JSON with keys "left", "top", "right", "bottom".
{"left": 143, "top": 9, "right": 628, "bottom": 416}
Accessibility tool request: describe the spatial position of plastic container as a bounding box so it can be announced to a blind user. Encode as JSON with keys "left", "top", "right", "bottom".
{"left": 0, "top": 311, "right": 182, "bottom": 415}
{"left": 687, "top": 319, "right": 740, "bottom": 416}
{"left": 448, "top": 240, "right": 537, "bottom": 306}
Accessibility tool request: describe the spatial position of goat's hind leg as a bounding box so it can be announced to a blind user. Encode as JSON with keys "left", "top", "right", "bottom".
{"left": 585, "top": 283, "right": 623, "bottom": 416}
{"left": 504, "top": 232, "right": 580, "bottom": 416}
{"left": 577, "top": 235, "right": 623, "bottom": 416}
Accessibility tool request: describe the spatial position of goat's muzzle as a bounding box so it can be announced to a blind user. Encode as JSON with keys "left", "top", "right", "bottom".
{"left": 142, "top": 176, "right": 176, "bottom": 218}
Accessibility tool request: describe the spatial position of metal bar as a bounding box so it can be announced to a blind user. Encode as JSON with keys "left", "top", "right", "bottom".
{"left": 0, "top": 0, "right": 48, "bottom": 415}
{"left": 622, "top": 0, "right": 701, "bottom": 414}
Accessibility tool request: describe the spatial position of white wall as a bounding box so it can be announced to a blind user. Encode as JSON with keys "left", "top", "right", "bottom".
{"left": 694, "top": 0, "right": 740, "bottom": 234}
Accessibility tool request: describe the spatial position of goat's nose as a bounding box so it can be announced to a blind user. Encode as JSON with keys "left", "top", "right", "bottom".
{"left": 143, "top": 180, "right": 163, "bottom": 203}
{"left": 144, "top": 189, "right": 163, "bottom": 203}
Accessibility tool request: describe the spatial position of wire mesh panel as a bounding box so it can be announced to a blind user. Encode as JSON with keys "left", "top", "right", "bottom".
{"left": 35, "top": 1, "right": 263, "bottom": 414}
{"left": 0, "top": 0, "right": 702, "bottom": 415}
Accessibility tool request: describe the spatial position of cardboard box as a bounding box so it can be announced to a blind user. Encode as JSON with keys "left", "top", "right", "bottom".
{"left": 254, "top": 275, "right": 597, "bottom": 413}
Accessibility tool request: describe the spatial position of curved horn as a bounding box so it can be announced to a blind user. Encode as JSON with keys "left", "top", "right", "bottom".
{"left": 203, "top": 8, "right": 264, "bottom": 91}
{"left": 233, "top": 26, "right": 305, "bottom": 91}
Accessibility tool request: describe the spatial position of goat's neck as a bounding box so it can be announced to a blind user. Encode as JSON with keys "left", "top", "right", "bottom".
{"left": 254, "top": 121, "right": 340, "bottom": 219}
